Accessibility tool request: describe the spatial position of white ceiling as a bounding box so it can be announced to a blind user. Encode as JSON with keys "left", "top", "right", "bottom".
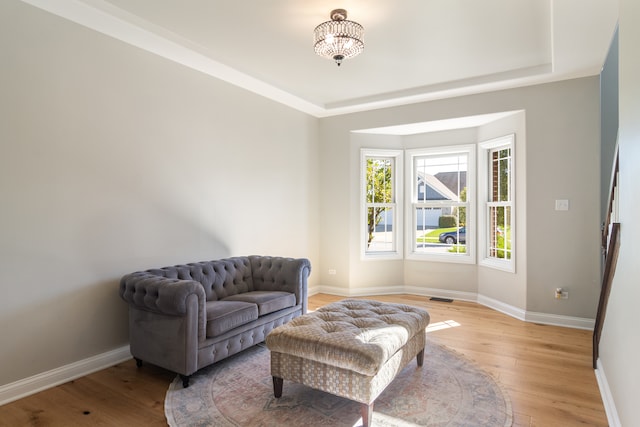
{"left": 23, "top": 0, "right": 618, "bottom": 118}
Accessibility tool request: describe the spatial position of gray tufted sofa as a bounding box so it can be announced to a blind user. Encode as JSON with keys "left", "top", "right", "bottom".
{"left": 119, "top": 255, "right": 311, "bottom": 387}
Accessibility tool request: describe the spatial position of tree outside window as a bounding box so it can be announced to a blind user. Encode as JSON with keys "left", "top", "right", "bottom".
{"left": 365, "top": 158, "right": 393, "bottom": 248}
{"left": 362, "top": 149, "right": 402, "bottom": 257}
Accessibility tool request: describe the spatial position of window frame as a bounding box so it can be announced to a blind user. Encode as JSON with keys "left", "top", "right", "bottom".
{"left": 405, "top": 144, "right": 476, "bottom": 264}
{"left": 360, "top": 149, "right": 404, "bottom": 260}
{"left": 479, "top": 134, "right": 515, "bottom": 272}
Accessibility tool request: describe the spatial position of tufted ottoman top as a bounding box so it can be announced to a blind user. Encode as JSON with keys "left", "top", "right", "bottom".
{"left": 265, "top": 299, "right": 430, "bottom": 376}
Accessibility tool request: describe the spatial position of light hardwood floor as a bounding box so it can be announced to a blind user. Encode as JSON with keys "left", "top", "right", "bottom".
{"left": 0, "top": 294, "right": 607, "bottom": 426}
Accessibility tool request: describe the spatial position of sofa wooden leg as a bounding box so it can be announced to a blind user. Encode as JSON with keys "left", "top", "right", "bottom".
{"left": 361, "top": 402, "right": 373, "bottom": 427}
{"left": 273, "top": 376, "right": 283, "bottom": 398}
{"left": 417, "top": 348, "right": 425, "bottom": 366}
{"left": 134, "top": 358, "right": 143, "bottom": 368}
{"left": 180, "top": 375, "right": 190, "bottom": 388}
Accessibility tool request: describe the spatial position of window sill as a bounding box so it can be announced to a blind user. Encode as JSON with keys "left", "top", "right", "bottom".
{"left": 362, "top": 252, "right": 403, "bottom": 261}
{"left": 479, "top": 257, "right": 515, "bottom": 273}
{"left": 406, "top": 252, "right": 475, "bottom": 264}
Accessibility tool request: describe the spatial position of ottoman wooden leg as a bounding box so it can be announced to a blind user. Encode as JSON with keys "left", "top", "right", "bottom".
{"left": 272, "top": 376, "right": 283, "bottom": 398}
{"left": 361, "top": 402, "right": 373, "bottom": 427}
{"left": 417, "top": 348, "right": 425, "bottom": 366}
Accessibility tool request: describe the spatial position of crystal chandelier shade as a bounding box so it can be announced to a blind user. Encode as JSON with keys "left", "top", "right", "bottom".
{"left": 314, "top": 9, "right": 364, "bottom": 66}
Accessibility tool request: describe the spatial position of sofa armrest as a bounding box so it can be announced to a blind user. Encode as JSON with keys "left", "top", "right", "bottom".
{"left": 249, "top": 256, "right": 311, "bottom": 314}
{"left": 119, "top": 272, "right": 206, "bottom": 340}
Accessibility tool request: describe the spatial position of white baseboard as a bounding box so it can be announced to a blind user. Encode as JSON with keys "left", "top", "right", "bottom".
{"left": 524, "top": 310, "right": 595, "bottom": 330}
{"left": 474, "top": 294, "right": 594, "bottom": 330}
{"left": 310, "top": 285, "right": 349, "bottom": 296}
{"left": 307, "top": 285, "right": 321, "bottom": 296}
{"left": 314, "top": 285, "right": 406, "bottom": 297}
{"left": 477, "top": 294, "right": 527, "bottom": 321}
{"left": 316, "top": 285, "right": 478, "bottom": 303}
{"left": 315, "top": 286, "right": 594, "bottom": 330}
{"left": 595, "top": 358, "right": 622, "bottom": 427}
{"left": 0, "top": 345, "right": 131, "bottom": 406}
{"left": 405, "top": 286, "right": 477, "bottom": 303}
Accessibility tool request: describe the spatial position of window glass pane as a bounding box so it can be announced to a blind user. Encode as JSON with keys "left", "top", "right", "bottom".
{"left": 456, "top": 205, "right": 467, "bottom": 228}
{"left": 499, "top": 157, "right": 509, "bottom": 201}
{"left": 366, "top": 158, "right": 393, "bottom": 203}
{"left": 414, "top": 209, "right": 466, "bottom": 255}
{"left": 415, "top": 154, "right": 467, "bottom": 201}
{"left": 489, "top": 206, "right": 499, "bottom": 256}
{"left": 491, "top": 148, "right": 511, "bottom": 202}
{"left": 366, "top": 207, "right": 393, "bottom": 252}
{"left": 489, "top": 205, "right": 511, "bottom": 259}
{"left": 503, "top": 206, "right": 512, "bottom": 260}
{"left": 491, "top": 152, "right": 499, "bottom": 202}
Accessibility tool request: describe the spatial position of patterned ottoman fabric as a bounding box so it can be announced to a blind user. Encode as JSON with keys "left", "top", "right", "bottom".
{"left": 266, "top": 298, "right": 430, "bottom": 427}
{"left": 266, "top": 299, "right": 430, "bottom": 376}
{"left": 269, "top": 327, "right": 426, "bottom": 404}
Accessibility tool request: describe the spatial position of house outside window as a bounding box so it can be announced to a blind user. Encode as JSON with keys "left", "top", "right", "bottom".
{"left": 406, "top": 145, "right": 475, "bottom": 263}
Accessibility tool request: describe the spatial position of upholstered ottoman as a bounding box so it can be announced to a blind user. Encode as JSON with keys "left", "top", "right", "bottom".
{"left": 265, "top": 299, "right": 430, "bottom": 427}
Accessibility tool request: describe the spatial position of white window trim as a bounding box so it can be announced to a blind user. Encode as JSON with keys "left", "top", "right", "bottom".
{"left": 360, "top": 149, "right": 404, "bottom": 260}
{"left": 405, "top": 145, "right": 476, "bottom": 264}
{"left": 479, "top": 135, "right": 515, "bottom": 272}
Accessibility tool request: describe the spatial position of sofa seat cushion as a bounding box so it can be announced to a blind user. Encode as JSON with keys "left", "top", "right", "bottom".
{"left": 205, "top": 300, "right": 258, "bottom": 337}
{"left": 222, "top": 291, "right": 296, "bottom": 316}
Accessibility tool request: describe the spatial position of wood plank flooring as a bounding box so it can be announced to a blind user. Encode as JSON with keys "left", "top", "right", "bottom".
{"left": 0, "top": 294, "right": 607, "bottom": 426}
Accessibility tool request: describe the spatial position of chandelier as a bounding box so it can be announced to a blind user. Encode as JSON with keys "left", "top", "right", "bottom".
{"left": 314, "top": 9, "right": 364, "bottom": 66}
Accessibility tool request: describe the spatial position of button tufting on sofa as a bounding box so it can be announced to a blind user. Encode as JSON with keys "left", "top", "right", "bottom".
{"left": 119, "top": 255, "right": 311, "bottom": 387}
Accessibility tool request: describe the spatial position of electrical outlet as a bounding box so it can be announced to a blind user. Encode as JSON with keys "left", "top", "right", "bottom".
{"left": 560, "top": 291, "right": 569, "bottom": 299}
{"left": 328, "top": 269, "right": 336, "bottom": 275}
{"left": 555, "top": 199, "right": 569, "bottom": 211}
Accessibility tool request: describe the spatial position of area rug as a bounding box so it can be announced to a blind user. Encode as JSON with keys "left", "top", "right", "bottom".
{"left": 165, "top": 341, "right": 512, "bottom": 427}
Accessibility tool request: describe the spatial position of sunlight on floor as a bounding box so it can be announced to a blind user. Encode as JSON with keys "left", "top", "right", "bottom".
{"left": 350, "top": 413, "right": 423, "bottom": 427}
{"left": 426, "top": 320, "right": 461, "bottom": 333}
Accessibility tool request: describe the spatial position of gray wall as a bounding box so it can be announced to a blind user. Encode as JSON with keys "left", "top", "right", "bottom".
{"left": 599, "top": 0, "right": 640, "bottom": 424}
{"left": 600, "top": 27, "right": 619, "bottom": 221}
{"left": 0, "top": 1, "right": 319, "bottom": 387}
{"left": 319, "top": 77, "right": 601, "bottom": 319}
{"left": 4, "top": 4, "right": 634, "bottom": 423}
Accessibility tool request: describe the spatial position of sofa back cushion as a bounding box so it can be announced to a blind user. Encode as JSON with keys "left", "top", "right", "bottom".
{"left": 148, "top": 257, "right": 254, "bottom": 301}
